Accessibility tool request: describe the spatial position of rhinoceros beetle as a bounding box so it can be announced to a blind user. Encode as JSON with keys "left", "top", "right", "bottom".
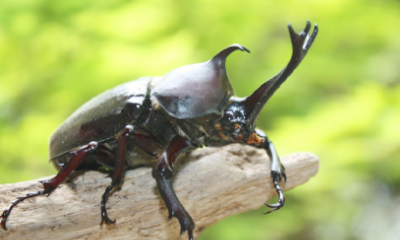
{"left": 1, "top": 21, "right": 318, "bottom": 239}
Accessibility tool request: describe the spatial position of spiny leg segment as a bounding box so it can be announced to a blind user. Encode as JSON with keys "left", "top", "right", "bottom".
{"left": 100, "top": 125, "right": 134, "bottom": 225}
{"left": 0, "top": 142, "right": 98, "bottom": 230}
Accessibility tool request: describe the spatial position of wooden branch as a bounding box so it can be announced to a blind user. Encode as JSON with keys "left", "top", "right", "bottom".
{"left": 0, "top": 144, "right": 319, "bottom": 240}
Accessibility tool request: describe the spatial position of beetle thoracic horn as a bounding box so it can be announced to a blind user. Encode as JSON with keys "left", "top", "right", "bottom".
{"left": 210, "top": 43, "right": 250, "bottom": 97}
{"left": 211, "top": 43, "right": 250, "bottom": 67}
{"left": 245, "top": 21, "right": 318, "bottom": 126}
{"left": 152, "top": 43, "right": 251, "bottom": 119}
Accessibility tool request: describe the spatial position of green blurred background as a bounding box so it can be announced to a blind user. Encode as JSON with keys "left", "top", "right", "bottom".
{"left": 1, "top": 0, "right": 400, "bottom": 239}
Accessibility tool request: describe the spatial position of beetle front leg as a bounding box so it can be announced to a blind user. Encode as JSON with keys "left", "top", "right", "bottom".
{"left": 263, "top": 139, "right": 286, "bottom": 214}
{"left": 100, "top": 125, "right": 134, "bottom": 225}
{"left": 255, "top": 129, "right": 286, "bottom": 214}
{"left": 0, "top": 142, "right": 98, "bottom": 230}
{"left": 152, "top": 136, "right": 196, "bottom": 240}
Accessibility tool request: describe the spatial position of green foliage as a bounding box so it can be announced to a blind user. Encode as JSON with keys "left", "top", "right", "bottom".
{"left": 1, "top": 0, "right": 400, "bottom": 239}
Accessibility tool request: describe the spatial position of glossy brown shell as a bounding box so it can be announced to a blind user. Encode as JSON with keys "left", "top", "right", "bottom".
{"left": 49, "top": 77, "right": 151, "bottom": 159}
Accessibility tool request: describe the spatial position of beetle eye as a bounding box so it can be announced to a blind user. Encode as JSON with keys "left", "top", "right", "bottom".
{"left": 223, "top": 112, "right": 234, "bottom": 123}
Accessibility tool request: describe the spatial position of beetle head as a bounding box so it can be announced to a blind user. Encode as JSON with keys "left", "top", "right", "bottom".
{"left": 213, "top": 98, "right": 264, "bottom": 145}
{"left": 213, "top": 71, "right": 293, "bottom": 144}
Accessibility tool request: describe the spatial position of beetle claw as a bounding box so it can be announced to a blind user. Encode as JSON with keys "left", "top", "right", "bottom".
{"left": 264, "top": 197, "right": 284, "bottom": 214}
{"left": 1, "top": 209, "right": 10, "bottom": 230}
{"left": 165, "top": 202, "right": 195, "bottom": 240}
{"left": 282, "top": 172, "right": 287, "bottom": 182}
{"left": 100, "top": 214, "right": 116, "bottom": 225}
{"left": 168, "top": 208, "right": 195, "bottom": 240}
{"left": 186, "top": 228, "right": 194, "bottom": 240}
{"left": 271, "top": 171, "right": 286, "bottom": 183}
{"left": 264, "top": 174, "right": 285, "bottom": 214}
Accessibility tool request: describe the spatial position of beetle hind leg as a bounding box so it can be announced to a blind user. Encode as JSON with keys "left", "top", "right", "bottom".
{"left": 100, "top": 182, "right": 118, "bottom": 225}
{"left": 0, "top": 142, "right": 98, "bottom": 230}
{"left": 1, "top": 190, "right": 45, "bottom": 230}
{"left": 100, "top": 125, "right": 134, "bottom": 225}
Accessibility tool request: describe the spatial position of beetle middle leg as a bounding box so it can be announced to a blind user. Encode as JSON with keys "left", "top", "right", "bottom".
{"left": 100, "top": 125, "right": 134, "bottom": 225}
{"left": 0, "top": 141, "right": 98, "bottom": 230}
{"left": 152, "top": 135, "right": 196, "bottom": 240}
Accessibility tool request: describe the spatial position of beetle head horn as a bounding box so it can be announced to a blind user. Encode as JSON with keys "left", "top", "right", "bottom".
{"left": 244, "top": 21, "right": 318, "bottom": 126}
{"left": 244, "top": 75, "right": 279, "bottom": 126}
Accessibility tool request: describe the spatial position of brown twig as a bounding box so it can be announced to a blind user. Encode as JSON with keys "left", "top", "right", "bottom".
{"left": 0, "top": 144, "right": 319, "bottom": 240}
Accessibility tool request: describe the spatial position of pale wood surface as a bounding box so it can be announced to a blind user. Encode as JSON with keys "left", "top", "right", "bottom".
{"left": 0, "top": 144, "right": 319, "bottom": 240}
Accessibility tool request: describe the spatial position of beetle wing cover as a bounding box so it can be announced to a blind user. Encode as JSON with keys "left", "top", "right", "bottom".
{"left": 49, "top": 77, "right": 151, "bottom": 159}
{"left": 152, "top": 44, "right": 249, "bottom": 119}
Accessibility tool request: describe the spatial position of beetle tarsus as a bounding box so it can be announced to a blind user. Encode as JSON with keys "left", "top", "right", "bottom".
{"left": 271, "top": 164, "right": 286, "bottom": 182}
{"left": 100, "top": 184, "right": 117, "bottom": 225}
{"left": 187, "top": 228, "right": 194, "bottom": 240}
{"left": 100, "top": 125, "right": 133, "bottom": 225}
{"left": 264, "top": 175, "right": 285, "bottom": 214}
{"left": 1, "top": 142, "right": 97, "bottom": 230}
{"left": 1, "top": 190, "right": 44, "bottom": 230}
{"left": 154, "top": 176, "right": 196, "bottom": 240}
{"left": 152, "top": 136, "right": 195, "bottom": 240}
